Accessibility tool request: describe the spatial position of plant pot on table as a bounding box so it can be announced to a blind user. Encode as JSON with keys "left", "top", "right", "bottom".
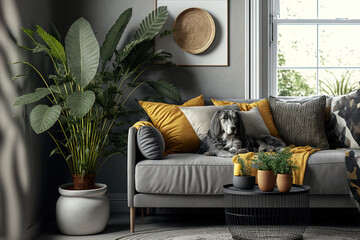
{"left": 276, "top": 173, "right": 293, "bottom": 192}
{"left": 233, "top": 175, "right": 255, "bottom": 189}
{"left": 257, "top": 170, "right": 276, "bottom": 192}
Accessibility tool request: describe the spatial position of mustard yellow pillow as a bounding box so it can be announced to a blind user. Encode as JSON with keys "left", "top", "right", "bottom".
{"left": 132, "top": 121, "right": 154, "bottom": 130}
{"left": 212, "top": 98, "right": 281, "bottom": 139}
{"left": 139, "top": 95, "right": 204, "bottom": 154}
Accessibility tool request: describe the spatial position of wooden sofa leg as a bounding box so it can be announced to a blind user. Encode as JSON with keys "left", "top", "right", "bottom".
{"left": 147, "top": 207, "right": 150, "bottom": 215}
{"left": 130, "top": 207, "right": 135, "bottom": 233}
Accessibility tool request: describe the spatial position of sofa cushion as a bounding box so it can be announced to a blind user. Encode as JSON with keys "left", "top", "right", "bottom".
{"left": 330, "top": 88, "right": 360, "bottom": 148}
{"left": 135, "top": 150, "right": 349, "bottom": 195}
{"left": 212, "top": 98, "right": 281, "bottom": 139}
{"left": 180, "top": 104, "right": 239, "bottom": 140}
{"left": 304, "top": 149, "right": 349, "bottom": 194}
{"left": 269, "top": 96, "right": 329, "bottom": 149}
{"left": 135, "top": 153, "right": 233, "bottom": 195}
{"left": 132, "top": 121, "right": 154, "bottom": 129}
{"left": 138, "top": 95, "right": 204, "bottom": 154}
{"left": 137, "top": 126, "right": 165, "bottom": 160}
{"left": 240, "top": 107, "right": 270, "bottom": 136}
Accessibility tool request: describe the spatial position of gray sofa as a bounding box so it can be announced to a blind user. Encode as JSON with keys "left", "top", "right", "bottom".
{"left": 127, "top": 98, "right": 355, "bottom": 232}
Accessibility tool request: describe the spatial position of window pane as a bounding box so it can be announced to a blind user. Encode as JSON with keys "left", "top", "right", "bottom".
{"left": 319, "top": 69, "right": 359, "bottom": 95}
{"left": 319, "top": 26, "right": 360, "bottom": 67}
{"left": 278, "top": 26, "right": 317, "bottom": 67}
{"left": 279, "top": 0, "right": 317, "bottom": 19}
{"left": 319, "top": 0, "right": 360, "bottom": 19}
{"left": 277, "top": 69, "right": 317, "bottom": 96}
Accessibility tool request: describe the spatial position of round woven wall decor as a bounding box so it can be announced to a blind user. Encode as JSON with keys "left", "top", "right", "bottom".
{"left": 173, "top": 8, "right": 216, "bottom": 54}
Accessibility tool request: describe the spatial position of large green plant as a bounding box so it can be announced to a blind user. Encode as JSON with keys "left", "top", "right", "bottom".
{"left": 14, "top": 7, "right": 180, "bottom": 180}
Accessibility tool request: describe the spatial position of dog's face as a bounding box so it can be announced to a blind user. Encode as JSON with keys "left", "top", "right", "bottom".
{"left": 219, "top": 110, "right": 239, "bottom": 135}
{"left": 210, "top": 109, "right": 246, "bottom": 140}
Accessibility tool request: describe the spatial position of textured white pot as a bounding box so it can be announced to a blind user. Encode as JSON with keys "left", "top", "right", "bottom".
{"left": 56, "top": 183, "right": 109, "bottom": 235}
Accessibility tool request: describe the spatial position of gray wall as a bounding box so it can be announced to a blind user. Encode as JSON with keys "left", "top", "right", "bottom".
{"left": 0, "top": 0, "right": 52, "bottom": 239}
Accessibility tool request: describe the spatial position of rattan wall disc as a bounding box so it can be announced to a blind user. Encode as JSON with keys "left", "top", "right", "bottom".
{"left": 173, "top": 8, "right": 216, "bottom": 54}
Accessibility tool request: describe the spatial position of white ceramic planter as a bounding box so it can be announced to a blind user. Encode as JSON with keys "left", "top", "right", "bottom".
{"left": 56, "top": 183, "right": 109, "bottom": 235}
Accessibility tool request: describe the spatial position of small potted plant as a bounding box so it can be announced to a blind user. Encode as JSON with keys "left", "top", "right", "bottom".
{"left": 252, "top": 151, "right": 276, "bottom": 192}
{"left": 233, "top": 156, "right": 255, "bottom": 189}
{"left": 273, "top": 147, "right": 298, "bottom": 192}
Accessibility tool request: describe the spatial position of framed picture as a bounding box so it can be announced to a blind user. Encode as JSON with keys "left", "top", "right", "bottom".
{"left": 155, "top": 0, "right": 228, "bottom": 66}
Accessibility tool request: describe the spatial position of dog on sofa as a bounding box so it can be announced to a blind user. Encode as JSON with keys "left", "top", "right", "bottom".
{"left": 199, "top": 109, "right": 286, "bottom": 158}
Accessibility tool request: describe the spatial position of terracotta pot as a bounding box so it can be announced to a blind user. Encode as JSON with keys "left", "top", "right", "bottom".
{"left": 276, "top": 173, "right": 293, "bottom": 192}
{"left": 72, "top": 174, "right": 96, "bottom": 190}
{"left": 233, "top": 176, "right": 255, "bottom": 189}
{"left": 257, "top": 170, "right": 276, "bottom": 192}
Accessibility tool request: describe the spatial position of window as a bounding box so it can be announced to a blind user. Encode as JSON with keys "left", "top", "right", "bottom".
{"left": 269, "top": 0, "right": 360, "bottom": 96}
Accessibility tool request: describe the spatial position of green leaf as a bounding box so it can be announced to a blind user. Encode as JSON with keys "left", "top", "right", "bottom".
{"left": 14, "top": 88, "right": 52, "bottom": 105}
{"left": 100, "top": 8, "right": 132, "bottom": 65}
{"left": 36, "top": 25, "right": 66, "bottom": 64}
{"left": 33, "top": 43, "right": 49, "bottom": 53}
{"left": 118, "top": 6, "right": 168, "bottom": 62}
{"left": 121, "top": 39, "right": 154, "bottom": 70}
{"left": 12, "top": 74, "right": 25, "bottom": 81}
{"left": 118, "top": 39, "right": 144, "bottom": 62}
{"left": 66, "top": 90, "right": 95, "bottom": 117}
{"left": 147, "top": 79, "right": 181, "bottom": 102}
{"left": 50, "top": 147, "right": 60, "bottom": 157}
{"left": 20, "top": 27, "right": 35, "bottom": 42}
{"left": 159, "top": 29, "right": 175, "bottom": 38}
{"left": 133, "top": 6, "right": 168, "bottom": 40}
{"left": 30, "top": 105, "right": 61, "bottom": 134}
{"left": 48, "top": 22, "right": 62, "bottom": 43}
{"left": 65, "top": 17, "right": 100, "bottom": 88}
{"left": 50, "top": 82, "right": 73, "bottom": 95}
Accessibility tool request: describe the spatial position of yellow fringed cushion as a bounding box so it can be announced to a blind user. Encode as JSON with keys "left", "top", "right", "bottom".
{"left": 212, "top": 98, "right": 281, "bottom": 139}
{"left": 139, "top": 95, "right": 204, "bottom": 154}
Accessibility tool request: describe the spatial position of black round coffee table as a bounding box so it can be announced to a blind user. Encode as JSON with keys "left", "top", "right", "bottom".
{"left": 223, "top": 184, "right": 310, "bottom": 240}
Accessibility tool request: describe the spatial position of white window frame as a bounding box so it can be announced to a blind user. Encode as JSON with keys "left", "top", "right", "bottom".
{"left": 268, "top": 0, "right": 360, "bottom": 96}
{"left": 249, "top": 0, "right": 260, "bottom": 99}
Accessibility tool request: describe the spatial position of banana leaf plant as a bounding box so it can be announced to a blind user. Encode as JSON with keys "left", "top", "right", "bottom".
{"left": 13, "top": 6, "right": 180, "bottom": 190}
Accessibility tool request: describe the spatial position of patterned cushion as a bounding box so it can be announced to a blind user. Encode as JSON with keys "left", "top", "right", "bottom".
{"left": 329, "top": 89, "right": 360, "bottom": 148}
{"left": 269, "top": 96, "right": 329, "bottom": 149}
{"left": 345, "top": 150, "right": 360, "bottom": 210}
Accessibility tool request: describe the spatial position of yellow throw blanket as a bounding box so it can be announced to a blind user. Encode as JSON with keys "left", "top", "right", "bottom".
{"left": 233, "top": 146, "right": 319, "bottom": 185}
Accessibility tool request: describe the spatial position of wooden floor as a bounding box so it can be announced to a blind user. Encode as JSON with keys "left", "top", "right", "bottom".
{"left": 36, "top": 208, "right": 360, "bottom": 240}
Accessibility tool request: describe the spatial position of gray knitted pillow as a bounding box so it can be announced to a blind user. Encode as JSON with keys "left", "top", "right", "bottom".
{"left": 269, "top": 96, "right": 329, "bottom": 149}
{"left": 137, "top": 126, "right": 165, "bottom": 159}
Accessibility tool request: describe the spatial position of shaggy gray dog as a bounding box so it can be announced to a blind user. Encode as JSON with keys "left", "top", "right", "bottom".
{"left": 199, "top": 109, "right": 286, "bottom": 158}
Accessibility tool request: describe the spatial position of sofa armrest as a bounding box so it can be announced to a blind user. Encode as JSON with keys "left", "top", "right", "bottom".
{"left": 127, "top": 127, "right": 137, "bottom": 207}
